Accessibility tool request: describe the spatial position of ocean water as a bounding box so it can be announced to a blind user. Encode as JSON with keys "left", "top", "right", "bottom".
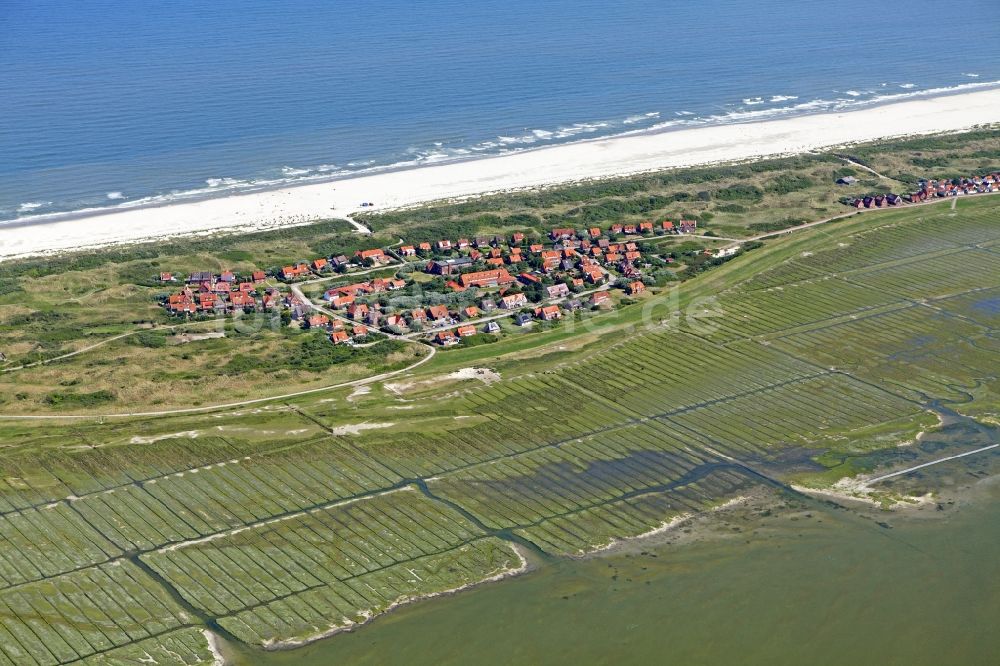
{"left": 1, "top": 0, "right": 998, "bottom": 221}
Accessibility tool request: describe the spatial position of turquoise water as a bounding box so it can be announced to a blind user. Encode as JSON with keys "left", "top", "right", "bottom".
{"left": 2, "top": 0, "right": 998, "bottom": 219}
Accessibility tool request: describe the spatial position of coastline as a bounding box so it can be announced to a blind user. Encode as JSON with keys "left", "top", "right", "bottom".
{"left": 2, "top": 86, "right": 1000, "bottom": 262}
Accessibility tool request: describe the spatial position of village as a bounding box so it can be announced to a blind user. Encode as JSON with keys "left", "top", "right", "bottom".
{"left": 158, "top": 217, "right": 710, "bottom": 347}
{"left": 846, "top": 170, "right": 1000, "bottom": 209}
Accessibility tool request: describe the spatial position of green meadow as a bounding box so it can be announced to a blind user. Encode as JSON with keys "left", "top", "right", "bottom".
{"left": 0, "top": 147, "right": 998, "bottom": 662}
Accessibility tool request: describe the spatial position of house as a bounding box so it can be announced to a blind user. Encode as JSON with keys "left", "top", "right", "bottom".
{"left": 411, "top": 308, "right": 428, "bottom": 323}
{"left": 307, "top": 314, "right": 330, "bottom": 329}
{"left": 589, "top": 227, "right": 602, "bottom": 238}
{"left": 252, "top": 270, "right": 267, "bottom": 282}
{"left": 836, "top": 176, "right": 858, "bottom": 185}
{"left": 427, "top": 304, "right": 451, "bottom": 323}
{"left": 330, "top": 330, "right": 350, "bottom": 344}
{"left": 230, "top": 291, "right": 256, "bottom": 310}
{"left": 355, "top": 248, "right": 388, "bottom": 265}
{"left": 167, "top": 294, "right": 196, "bottom": 314}
{"left": 584, "top": 268, "right": 605, "bottom": 284}
{"left": 418, "top": 242, "right": 432, "bottom": 253}
{"left": 610, "top": 224, "right": 624, "bottom": 234}
{"left": 590, "top": 291, "right": 611, "bottom": 308}
{"left": 462, "top": 306, "right": 481, "bottom": 319}
{"left": 511, "top": 232, "right": 525, "bottom": 245}
{"left": 549, "top": 228, "right": 575, "bottom": 241}
{"left": 514, "top": 313, "right": 533, "bottom": 326}
{"left": 518, "top": 272, "right": 542, "bottom": 286}
{"left": 280, "top": 264, "right": 309, "bottom": 280}
{"left": 352, "top": 324, "right": 369, "bottom": 338}
{"left": 480, "top": 298, "right": 497, "bottom": 311}
{"left": 347, "top": 303, "right": 369, "bottom": 320}
{"left": 262, "top": 289, "right": 281, "bottom": 309}
{"left": 565, "top": 299, "right": 583, "bottom": 311}
{"left": 626, "top": 281, "right": 645, "bottom": 295}
{"left": 436, "top": 239, "right": 453, "bottom": 251}
{"left": 159, "top": 272, "right": 175, "bottom": 282}
{"left": 546, "top": 283, "right": 570, "bottom": 299}
{"left": 484, "top": 321, "right": 501, "bottom": 334}
{"left": 187, "top": 271, "right": 214, "bottom": 284}
{"left": 426, "top": 257, "right": 474, "bottom": 275}
{"left": 197, "top": 293, "right": 219, "bottom": 311}
{"left": 459, "top": 269, "right": 515, "bottom": 288}
{"left": 384, "top": 314, "right": 408, "bottom": 330}
{"left": 330, "top": 255, "right": 349, "bottom": 268}
{"left": 435, "top": 330, "right": 459, "bottom": 346}
{"left": 400, "top": 245, "right": 416, "bottom": 256}
{"left": 678, "top": 220, "right": 698, "bottom": 233}
{"left": 329, "top": 294, "right": 355, "bottom": 309}
{"left": 456, "top": 324, "right": 477, "bottom": 338}
{"left": 639, "top": 221, "right": 654, "bottom": 233}
{"left": 661, "top": 220, "right": 674, "bottom": 232}
{"left": 500, "top": 293, "right": 528, "bottom": 310}
{"left": 536, "top": 305, "right": 561, "bottom": 321}
{"left": 312, "top": 257, "right": 329, "bottom": 271}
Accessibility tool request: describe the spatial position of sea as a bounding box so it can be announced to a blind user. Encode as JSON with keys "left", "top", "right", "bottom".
{"left": 1, "top": 0, "right": 999, "bottom": 223}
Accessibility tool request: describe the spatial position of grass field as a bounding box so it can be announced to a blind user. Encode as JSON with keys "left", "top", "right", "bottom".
{"left": 0, "top": 162, "right": 997, "bottom": 660}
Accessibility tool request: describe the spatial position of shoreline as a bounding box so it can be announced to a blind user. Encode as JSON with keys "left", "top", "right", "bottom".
{"left": 2, "top": 86, "right": 1000, "bottom": 262}
{"left": 258, "top": 542, "right": 531, "bottom": 651}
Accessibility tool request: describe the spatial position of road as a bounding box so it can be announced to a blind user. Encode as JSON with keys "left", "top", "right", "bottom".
{"left": 0, "top": 342, "right": 436, "bottom": 420}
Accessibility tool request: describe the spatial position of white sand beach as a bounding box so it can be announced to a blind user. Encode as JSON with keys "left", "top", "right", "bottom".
{"left": 2, "top": 87, "right": 999, "bottom": 261}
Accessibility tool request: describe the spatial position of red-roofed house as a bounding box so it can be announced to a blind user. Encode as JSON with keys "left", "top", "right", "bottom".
{"left": 500, "top": 293, "right": 528, "bottom": 310}
{"left": 535, "top": 305, "right": 561, "bottom": 321}
{"left": 460, "top": 269, "right": 515, "bottom": 289}
{"left": 427, "top": 304, "right": 450, "bottom": 322}
{"left": 435, "top": 329, "right": 459, "bottom": 346}
{"left": 331, "top": 330, "right": 350, "bottom": 344}
{"left": 627, "top": 281, "right": 645, "bottom": 295}
{"left": 456, "top": 324, "right": 477, "bottom": 337}
{"left": 355, "top": 248, "right": 388, "bottom": 265}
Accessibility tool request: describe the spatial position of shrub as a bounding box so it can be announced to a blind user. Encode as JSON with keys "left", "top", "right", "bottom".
{"left": 43, "top": 390, "right": 116, "bottom": 407}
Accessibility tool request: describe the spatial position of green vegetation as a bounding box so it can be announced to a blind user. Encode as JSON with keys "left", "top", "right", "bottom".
{"left": 0, "top": 136, "right": 998, "bottom": 662}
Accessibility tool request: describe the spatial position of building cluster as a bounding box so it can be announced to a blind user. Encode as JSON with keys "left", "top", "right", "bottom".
{"left": 161, "top": 270, "right": 279, "bottom": 315}
{"left": 158, "top": 218, "right": 700, "bottom": 346}
{"left": 907, "top": 172, "right": 1000, "bottom": 202}
{"left": 849, "top": 172, "right": 1000, "bottom": 209}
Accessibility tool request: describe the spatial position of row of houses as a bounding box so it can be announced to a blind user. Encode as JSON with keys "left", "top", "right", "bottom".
{"left": 432, "top": 290, "right": 618, "bottom": 345}
{"left": 279, "top": 247, "right": 391, "bottom": 280}
{"left": 850, "top": 193, "right": 905, "bottom": 209}
{"left": 909, "top": 172, "right": 1000, "bottom": 201}
{"left": 406, "top": 219, "right": 696, "bottom": 262}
